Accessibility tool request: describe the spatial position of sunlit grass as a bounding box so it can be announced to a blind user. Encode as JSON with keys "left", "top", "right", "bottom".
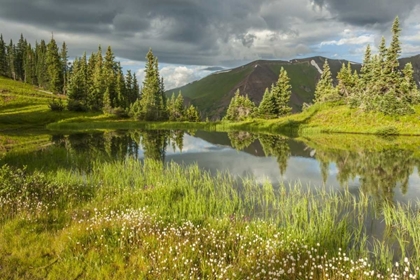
{"left": 1, "top": 159, "right": 419, "bottom": 279}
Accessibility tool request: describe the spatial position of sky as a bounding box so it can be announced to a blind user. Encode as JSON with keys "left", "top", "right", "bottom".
{"left": 1, "top": 0, "right": 420, "bottom": 89}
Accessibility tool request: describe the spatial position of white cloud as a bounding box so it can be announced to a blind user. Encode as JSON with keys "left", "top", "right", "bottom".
{"left": 321, "top": 33, "right": 375, "bottom": 46}
{"left": 136, "top": 65, "right": 214, "bottom": 90}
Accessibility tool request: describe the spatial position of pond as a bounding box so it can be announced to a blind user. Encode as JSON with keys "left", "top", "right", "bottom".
{"left": 2, "top": 128, "right": 420, "bottom": 206}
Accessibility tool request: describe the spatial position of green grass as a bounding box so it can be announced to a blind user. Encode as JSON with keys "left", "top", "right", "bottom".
{"left": 217, "top": 102, "right": 420, "bottom": 136}
{"left": 1, "top": 159, "right": 419, "bottom": 279}
{"left": 0, "top": 76, "right": 101, "bottom": 131}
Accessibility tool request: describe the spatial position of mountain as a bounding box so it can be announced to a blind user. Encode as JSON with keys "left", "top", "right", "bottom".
{"left": 167, "top": 55, "right": 420, "bottom": 120}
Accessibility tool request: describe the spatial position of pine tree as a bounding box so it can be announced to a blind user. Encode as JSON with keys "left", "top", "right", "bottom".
{"left": 15, "top": 34, "right": 26, "bottom": 81}
{"left": 46, "top": 37, "right": 63, "bottom": 93}
{"left": 61, "top": 42, "right": 68, "bottom": 94}
{"left": 0, "top": 35, "right": 8, "bottom": 77}
{"left": 224, "top": 89, "right": 256, "bottom": 121}
{"left": 67, "top": 54, "right": 88, "bottom": 111}
{"left": 137, "top": 49, "right": 167, "bottom": 121}
{"left": 185, "top": 104, "right": 200, "bottom": 122}
{"left": 35, "top": 40, "right": 48, "bottom": 88}
{"left": 337, "top": 62, "right": 356, "bottom": 98}
{"left": 314, "top": 59, "right": 338, "bottom": 103}
{"left": 24, "top": 44, "right": 36, "bottom": 84}
{"left": 6, "top": 40, "right": 16, "bottom": 79}
{"left": 275, "top": 67, "right": 292, "bottom": 116}
{"left": 360, "top": 45, "right": 372, "bottom": 85}
{"left": 258, "top": 88, "right": 276, "bottom": 119}
{"left": 387, "top": 17, "right": 401, "bottom": 74}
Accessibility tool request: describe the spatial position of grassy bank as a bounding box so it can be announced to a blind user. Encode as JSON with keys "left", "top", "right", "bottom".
{"left": 1, "top": 159, "right": 419, "bottom": 279}
{"left": 218, "top": 102, "right": 420, "bottom": 136}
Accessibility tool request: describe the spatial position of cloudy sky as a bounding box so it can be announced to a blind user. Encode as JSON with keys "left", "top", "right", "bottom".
{"left": 1, "top": 0, "right": 419, "bottom": 89}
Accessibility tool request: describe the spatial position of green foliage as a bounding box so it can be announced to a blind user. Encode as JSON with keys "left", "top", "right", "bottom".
{"left": 137, "top": 49, "right": 168, "bottom": 121}
{"left": 48, "top": 98, "right": 65, "bottom": 111}
{"left": 314, "top": 59, "right": 339, "bottom": 103}
{"left": 258, "top": 68, "right": 292, "bottom": 119}
{"left": 185, "top": 104, "right": 200, "bottom": 122}
{"left": 223, "top": 89, "right": 256, "bottom": 121}
{"left": 348, "top": 17, "right": 420, "bottom": 116}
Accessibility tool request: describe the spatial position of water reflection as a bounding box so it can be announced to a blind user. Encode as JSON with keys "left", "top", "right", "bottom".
{"left": 1, "top": 129, "right": 420, "bottom": 203}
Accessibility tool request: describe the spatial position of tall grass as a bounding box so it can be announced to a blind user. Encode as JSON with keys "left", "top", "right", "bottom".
{"left": 1, "top": 159, "right": 419, "bottom": 279}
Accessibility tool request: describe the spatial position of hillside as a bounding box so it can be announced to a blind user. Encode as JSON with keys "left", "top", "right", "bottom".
{"left": 0, "top": 76, "right": 99, "bottom": 131}
{"left": 168, "top": 55, "right": 420, "bottom": 120}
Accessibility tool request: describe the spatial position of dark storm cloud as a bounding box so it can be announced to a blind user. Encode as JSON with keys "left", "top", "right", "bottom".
{"left": 0, "top": 0, "right": 419, "bottom": 66}
{"left": 312, "top": 0, "right": 419, "bottom": 27}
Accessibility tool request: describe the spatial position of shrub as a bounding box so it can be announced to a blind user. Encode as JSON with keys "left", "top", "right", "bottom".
{"left": 49, "top": 98, "right": 65, "bottom": 111}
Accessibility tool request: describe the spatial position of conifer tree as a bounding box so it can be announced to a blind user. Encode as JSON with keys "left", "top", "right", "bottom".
{"left": 15, "top": 34, "right": 26, "bottom": 81}
{"left": 136, "top": 49, "right": 167, "bottom": 121}
{"left": 337, "top": 62, "right": 356, "bottom": 98}
{"left": 61, "top": 42, "right": 68, "bottom": 94}
{"left": 35, "top": 40, "right": 48, "bottom": 88}
{"left": 224, "top": 89, "right": 256, "bottom": 121}
{"left": 46, "top": 37, "right": 63, "bottom": 93}
{"left": 7, "top": 40, "right": 16, "bottom": 79}
{"left": 0, "top": 34, "right": 6, "bottom": 77}
{"left": 24, "top": 44, "right": 36, "bottom": 84}
{"left": 387, "top": 17, "right": 401, "bottom": 74}
{"left": 185, "top": 104, "right": 200, "bottom": 122}
{"left": 275, "top": 67, "right": 292, "bottom": 116}
{"left": 360, "top": 44, "right": 372, "bottom": 84}
{"left": 314, "top": 59, "right": 338, "bottom": 103}
{"left": 258, "top": 88, "right": 276, "bottom": 119}
{"left": 67, "top": 54, "right": 88, "bottom": 111}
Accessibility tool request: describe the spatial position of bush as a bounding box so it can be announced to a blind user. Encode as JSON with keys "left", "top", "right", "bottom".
{"left": 67, "top": 100, "right": 88, "bottom": 112}
{"left": 49, "top": 98, "right": 65, "bottom": 111}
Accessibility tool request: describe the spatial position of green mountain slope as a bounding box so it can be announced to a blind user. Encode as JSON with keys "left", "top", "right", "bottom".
{"left": 168, "top": 55, "right": 420, "bottom": 120}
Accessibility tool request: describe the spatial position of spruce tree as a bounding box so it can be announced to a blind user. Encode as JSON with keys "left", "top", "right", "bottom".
{"left": 0, "top": 35, "right": 6, "bottom": 77}
{"left": 67, "top": 54, "right": 88, "bottom": 111}
{"left": 61, "top": 42, "right": 68, "bottom": 94}
{"left": 360, "top": 45, "right": 372, "bottom": 85}
{"left": 185, "top": 105, "right": 200, "bottom": 122}
{"left": 137, "top": 49, "right": 167, "bottom": 121}
{"left": 35, "top": 40, "right": 48, "bottom": 88}
{"left": 314, "top": 59, "right": 338, "bottom": 103}
{"left": 46, "top": 37, "right": 63, "bottom": 93}
{"left": 387, "top": 17, "right": 401, "bottom": 74}
{"left": 224, "top": 89, "right": 256, "bottom": 121}
{"left": 275, "top": 67, "right": 292, "bottom": 116}
{"left": 258, "top": 88, "right": 276, "bottom": 119}
{"left": 7, "top": 40, "right": 16, "bottom": 80}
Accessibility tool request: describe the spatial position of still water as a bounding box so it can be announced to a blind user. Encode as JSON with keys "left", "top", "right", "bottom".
{"left": 2, "top": 129, "right": 420, "bottom": 205}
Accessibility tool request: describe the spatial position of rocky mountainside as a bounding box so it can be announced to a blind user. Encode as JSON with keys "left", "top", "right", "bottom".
{"left": 167, "top": 55, "right": 420, "bottom": 120}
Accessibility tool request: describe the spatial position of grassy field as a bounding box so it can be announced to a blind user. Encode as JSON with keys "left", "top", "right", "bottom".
{"left": 0, "top": 77, "right": 100, "bottom": 131}
{"left": 0, "top": 158, "right": 419, "bottom": 279}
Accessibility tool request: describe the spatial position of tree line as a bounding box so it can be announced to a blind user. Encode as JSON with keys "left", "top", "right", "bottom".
{"left": 315, "top": 17, "right": 420, "bottom": 115}
{"left": 224, "top": 17, "right": 420, "bottom": 121}
{"left": 0, "top": 34, "right": 200, "bottom": 121}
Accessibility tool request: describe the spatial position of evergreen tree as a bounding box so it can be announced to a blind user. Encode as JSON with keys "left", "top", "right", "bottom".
{"left": 258, "top": 88, "right": 276, "bottom": 119}
{"left": 35, "top": 40, "right": 48, "bottom": 88}
{"left": 46, "top": 37, "right": 63, "bottom": 93}
{"left": 185, "top": 104, "right": 200, "bottom": 122}
{"left": 67, "top": 54, "right": 88, "bottom": 111}
{"left": 314, "top": 59, "right": 338, "bottom": 103}
{"left": 0, "top": 34, "right": 6, "bottom": 77}
{"left": 15, "top": 34, "right": 26, "bottom": 81}
{"left": 360, "top": 44, "right": 372, "bottom": 84}
{"left": 24, "top": 44, "right": 36, "bottom": 84}
{"left": 274, "top": 67, "right": 292, "bottom": 116}
{"left": 136, "top": 49, "right": 167, "bottom": 121}
{"left": 387, "top": 17, "right": 401, "bottom": 74}
{"left": 6, "top": 40, "right": 16, "bottom": 79}
{"left": 337, "top": 62, "right": 356, "bottom": 98}
{"left": 61, "top": 42, "right": 68, "bottom": 94}
{"left": 224, "top": 89, "right": 256, "bottom": 121}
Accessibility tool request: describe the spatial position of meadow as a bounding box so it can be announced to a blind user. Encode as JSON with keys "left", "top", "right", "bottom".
{"left": 1, "top": 158, "right": 419, "bottom": 279}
